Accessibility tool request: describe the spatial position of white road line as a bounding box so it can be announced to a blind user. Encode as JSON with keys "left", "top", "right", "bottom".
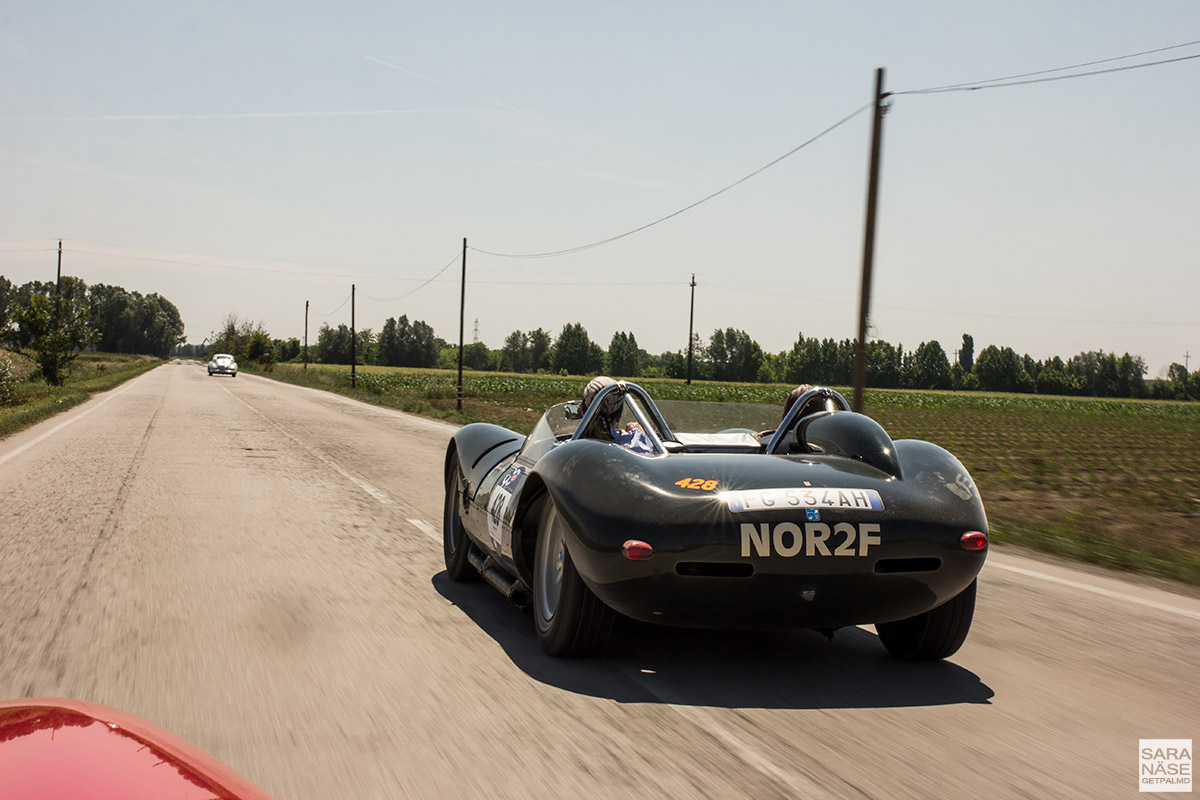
{"left": 989, "top": 561, "right": 1200, "bottom": 622}
{"left": 0, "top": 373, "right": 152, "bottom": 467}
{"left": 408, "top": 518, "right": 440, "bottom": 543}
{"left": 223, "top": 386, "right": 393, "bottom": 506}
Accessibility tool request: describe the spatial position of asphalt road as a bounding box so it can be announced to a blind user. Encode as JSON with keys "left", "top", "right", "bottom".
{"left": 1, "top": 362, "right": 1196, "bottom": 799}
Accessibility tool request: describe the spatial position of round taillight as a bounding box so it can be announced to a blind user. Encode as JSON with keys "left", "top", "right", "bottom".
{"left": 960, "top": 531, "right": 988, "bottom": 551}
{"left": 622, "top": 540, "right": 655, "bottom": 560}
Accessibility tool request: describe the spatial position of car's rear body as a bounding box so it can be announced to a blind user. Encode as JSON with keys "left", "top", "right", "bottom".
{"left": 447, "top": 386, "right": 987, "bottom": 634}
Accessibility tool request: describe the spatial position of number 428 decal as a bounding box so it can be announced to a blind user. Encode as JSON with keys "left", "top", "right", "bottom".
{"left": 675, "top": 478, "right": 718, "bottom": 491}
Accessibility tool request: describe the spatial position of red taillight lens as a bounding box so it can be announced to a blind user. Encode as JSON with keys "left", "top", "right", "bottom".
{"left": 622, "top": 540, "right": 655, "bottom": 560}
{"left": 960, "top": 531, "right": 988, "bottom": 551}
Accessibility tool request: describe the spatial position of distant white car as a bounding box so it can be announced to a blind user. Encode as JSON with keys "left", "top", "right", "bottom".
{"left": 207, "top": 353, "right": 238, "bottom": 377}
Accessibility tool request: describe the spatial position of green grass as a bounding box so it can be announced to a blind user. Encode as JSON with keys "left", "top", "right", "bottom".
{"left": 0, "top": 351, "right": 163, "bottom": 439}
{"left": 256, "top": 364, "right": 1200, "bottom": 586}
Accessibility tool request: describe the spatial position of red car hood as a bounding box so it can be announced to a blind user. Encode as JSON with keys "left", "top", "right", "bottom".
{"left": 0, "top": 699, "right": 273, "bottom": 800}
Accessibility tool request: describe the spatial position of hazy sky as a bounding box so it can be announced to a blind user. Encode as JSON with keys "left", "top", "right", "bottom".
{"left": 2, "top": 2, "right": 1197, "bottom": 377}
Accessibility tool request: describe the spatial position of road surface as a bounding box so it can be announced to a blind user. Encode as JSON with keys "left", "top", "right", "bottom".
{"left": 1, "top": 362, "right": 1196, "bottom": 798}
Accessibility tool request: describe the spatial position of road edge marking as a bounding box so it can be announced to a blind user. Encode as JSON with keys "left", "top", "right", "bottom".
{"left": 408, "top": 518, "right": 439, "bottom": 543}
{"left": 0, "top": 372, "right": 152, "bottom": 467}
{"left": 989, "top": 561, "right": 1200, "bottom": 621}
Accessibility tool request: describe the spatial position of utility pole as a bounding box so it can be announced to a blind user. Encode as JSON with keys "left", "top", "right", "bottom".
{"left": 1186, "top": 351, "right": 1191, "bottom": 373}
{"left": 457, "top": 238, "right": 467, "bottom": 412}
{"left": 686, "top": 274, "right": 696, "bottom": 385}
{"left": 852, "top": 67, "right": 888, "bottom": 413}
{"left": 55, "top": 239, "right": 62, "bottom": 324}
{"left": 304, "top": 300, "right": 309, "bottom": 370}
{"left": 351, "top": 284, "right": 356, "bottom": 388}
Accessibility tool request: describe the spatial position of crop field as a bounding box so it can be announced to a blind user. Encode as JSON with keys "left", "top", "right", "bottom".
{"left": 264, "top": 363, "right": 1200, "bottom": 585}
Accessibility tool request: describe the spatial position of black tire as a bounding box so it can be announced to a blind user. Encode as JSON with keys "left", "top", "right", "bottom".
{"left": 876, "top": 579, "right": 976, "bottom": 660}
{"left": 532, "top": 499, "right": 615, "bottom": 656}
{"left": 442, "top": 454, "right": 478, "bottom": 581}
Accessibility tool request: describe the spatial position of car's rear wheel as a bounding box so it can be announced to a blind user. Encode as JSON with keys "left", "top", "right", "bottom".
{"left": 876, "top": 579, "right": 977, "bottom": 660}
{"left": 533, "top": 499, "right": 614, "bottom": 656}
{"left": 442, "top": 454, "right": 478, "bottom": 581}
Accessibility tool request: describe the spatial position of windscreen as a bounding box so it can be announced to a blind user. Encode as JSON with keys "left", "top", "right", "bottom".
{"left": 652, "top": 400, "right": 782, "bottom": 435}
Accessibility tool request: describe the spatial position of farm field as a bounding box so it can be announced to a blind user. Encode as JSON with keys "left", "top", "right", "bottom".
{"left": 259, "top": 363, "right": 1200, "bottom": 586}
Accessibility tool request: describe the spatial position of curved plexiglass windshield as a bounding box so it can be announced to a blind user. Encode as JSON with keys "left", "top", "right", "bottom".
{"left": 653, "top": 399, "right": 782, "bottom": 435}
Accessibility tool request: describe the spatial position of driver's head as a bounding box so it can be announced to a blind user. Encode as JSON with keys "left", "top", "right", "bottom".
{"left": 782, "top": 384, "right": 816, "bottom": 418}
{"left": 582, "top": 376, "right": 623, "bottom": 422}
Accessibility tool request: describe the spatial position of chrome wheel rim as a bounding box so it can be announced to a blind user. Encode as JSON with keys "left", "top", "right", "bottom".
{"left": 536, "top": 505, "right": 566, "bottom": 623}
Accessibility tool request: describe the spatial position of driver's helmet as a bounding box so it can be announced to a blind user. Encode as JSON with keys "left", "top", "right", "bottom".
{"left": 782, "top": 384, "right": 815, "bottom": 418}
{"left": 582, "top": 376, "right": 624, "bottom": 423}
{"left": 777, "top": 383, "right": 835, "bottom": 419}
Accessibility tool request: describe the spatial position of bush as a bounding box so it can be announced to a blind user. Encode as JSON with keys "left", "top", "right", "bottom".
{"left": 0, "top": 352, "right": 14, "bottom": 405}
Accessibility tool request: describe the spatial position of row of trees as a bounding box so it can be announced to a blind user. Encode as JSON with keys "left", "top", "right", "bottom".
{"left": 442, "top": 324, "right": 1197, "bottom": 401}
{"left": 184, "top": 306, "right": 1197, "bottom": 402}
{"left": 301, "top": 316, "right": 442, "bottom": 368}
{"left": 1, "top": 275, "right": 185, "bottom": 384}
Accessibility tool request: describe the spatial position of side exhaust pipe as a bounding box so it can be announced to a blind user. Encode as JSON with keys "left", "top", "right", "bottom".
{"left": 468, "top": 549, "right": 531, "bottom": 609}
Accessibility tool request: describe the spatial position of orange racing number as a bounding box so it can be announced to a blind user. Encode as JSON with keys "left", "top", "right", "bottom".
{"left": 675, "top": 478, "right": 718, "bottom": 491}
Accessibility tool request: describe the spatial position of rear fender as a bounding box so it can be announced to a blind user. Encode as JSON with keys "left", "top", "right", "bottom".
{"left": 893, "top": 439, "right": 988, "bottom": 531}
{"left": 446, "top": 423, "right": 525, "bottom": 498}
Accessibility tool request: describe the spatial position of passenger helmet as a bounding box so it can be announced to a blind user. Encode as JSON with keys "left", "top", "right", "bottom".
{"left": 582, "top": 376, "right": 623, "bottom": 419}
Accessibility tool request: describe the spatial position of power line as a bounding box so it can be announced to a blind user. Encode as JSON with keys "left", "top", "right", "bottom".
{"left": 469, "top": 278, "right": 683, "bottom": 287}
{"left": 469, "top": 102, "right": 873, "bottom": 259}
{"left": 898, "top": 38, "right": 1200, "bottom": 94}
{"left": 58, "top": 238, "right": 434, "bottom": 272}
{"left": 314, "top": 293, "right": 352, "bottom": 317}
{"left": 61, "top": 246, "right": 453, "bottom": 282}
{"left": 898, "top": 50, "right": 1200, "bottom": 95}
{"left": 357, "top": 251, "right": 462, "bottom": 302}
{"left": 697, "top": 279, "right": 1196, "bottom": 327}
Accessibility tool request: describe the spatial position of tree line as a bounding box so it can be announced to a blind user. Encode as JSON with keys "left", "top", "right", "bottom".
{"left": 1, "top": 274, "right": 185, "bottom": 385}
{"left": 245, "top": 309, "right": 1197, "bottom": 401}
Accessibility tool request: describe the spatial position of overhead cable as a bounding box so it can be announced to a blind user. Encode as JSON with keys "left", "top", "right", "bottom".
{"left": 470, "top": 102, "right": 873, "bottom": 259}
{"left": 62, "top": 246, "right": 448, "bottom": 282}
{"left": 63, "top": 238, "right": 429, "bottom": 272}
{"left": 358, "top": 252, "right": 462, "bottom": 302}
{"left": 898, "top": 38, "right": 1200, "bottom": 94}
{"left": 314, "top": 293, "right": 352, "bottom": 317}
{"left": 898, "top": 51, "right": 1200, "bottom": 95}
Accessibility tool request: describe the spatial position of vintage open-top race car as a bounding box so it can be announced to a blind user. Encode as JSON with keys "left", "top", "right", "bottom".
{"left": 443, "top": 382, "right": 988, "bottom": 659}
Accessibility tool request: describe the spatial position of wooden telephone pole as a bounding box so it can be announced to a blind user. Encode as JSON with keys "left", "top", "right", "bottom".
{"left": 686, "top": 274, "right": 696, "bottom": 385}
{"left": 852, "top": 68, "right": 888, "bottom": 413}
{"left": 457, "top": 238, "right": 467, "bottom": 412}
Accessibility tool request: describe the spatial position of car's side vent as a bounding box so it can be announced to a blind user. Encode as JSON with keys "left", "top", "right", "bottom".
{"left": 873, "top": 557, "right": 942, "bottom": 574}
{"left": 675, "top": 562, "right": 755, "bottom": 578}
